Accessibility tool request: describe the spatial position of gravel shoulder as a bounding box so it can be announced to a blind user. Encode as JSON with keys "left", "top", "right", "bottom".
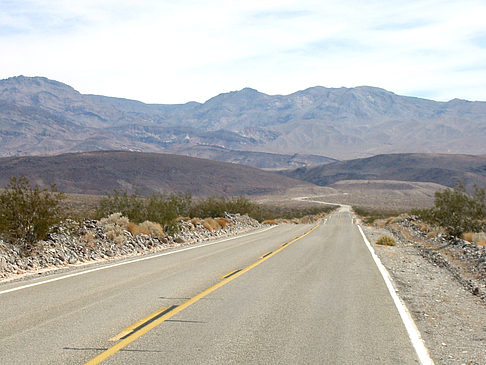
{"left": 362, "top": 223, "right": 486, "bottom": 365}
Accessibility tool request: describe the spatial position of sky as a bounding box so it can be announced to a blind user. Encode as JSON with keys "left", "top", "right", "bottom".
{"left": 1, "top": 0, "right": 485, "bottom": 104}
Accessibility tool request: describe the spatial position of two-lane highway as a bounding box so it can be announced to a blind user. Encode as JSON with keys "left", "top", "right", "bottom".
{"left": 0, "top": 209, "right": 429, "bottom": 364}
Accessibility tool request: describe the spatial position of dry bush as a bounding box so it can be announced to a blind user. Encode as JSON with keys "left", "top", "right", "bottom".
{"left": 215, "top": 217, "right": 231, "bottom": 229}
{"left": 299, "top": 216, "right": 313, "bottom": 224}
{"left": 202, "top": 218, "right": 221, "bottom": 232}
{"left": 175, "top": 216, "right": 191, "bottom": 222}
{"left": 420, "top": 224, "right": 430, "bottom": 232}
{"left": 462, "top": 232, "right": 474, "bottom": 242}
{"left": 472, "top": 232, "right": 486, "bottom": 246}
{"left": 262, "top": 220, "right": 278, "bottom": 225}
{"left": 82, "top": 231, "right": 95, "bottom": 244}
{"left": 100, "top": 213, "right": 129, "bottom": 229}
{"left": 373, "top": 219, "right": 388, "bottom": 228}
{"left": 105, "top": 225, "right": 126, "bottom": 244}
{"left": 140, "top": 221, "right": 165, "bottom": 238}
{"left": 101, "top": 213, "right": 129, "bottom": 244}
{"left": 127, "top": 222, "right": 151, "bottom": 236}
{"left": 191, "top": 218, "right": 201, "bottom": 226}
{"left": 385, "top": 217, "right": 394, "bottom": 226}
{"left": 376, "top": 235, "right": 396, "bottom": 246}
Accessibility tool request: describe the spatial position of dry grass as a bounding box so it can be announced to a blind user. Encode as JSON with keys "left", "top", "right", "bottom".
{"left": 262, "top": 219, "right": 278, "bottom": 225}
{"left": 140, "top": 221, "right": 165, "bottom": 238}
{"left": 376, "top": 235, "right": 396, "bottom": 246}
{"left": 202, "top": 218, "right": 221, "bottom": 232}
{"left": 81, "top": 231, "right": 95, "bottom": 244}
{"left": 175, "top": 216, "right": 191, "bottom": 222}
{"left": 127, "top": 222, "right": 151, "bottom": 236}
{"left": 100, "top": 213, "right": 129, "bottom": 229}
{"left": 462, "top": 232, "right": 474, "bottom": 243}
{"left": 215, "top": 217, "right": 231, "bottom": 229}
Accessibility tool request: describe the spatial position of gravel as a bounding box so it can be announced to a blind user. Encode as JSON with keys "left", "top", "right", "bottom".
{"left": 362, "top": 222, "right": 486, "bottom": 365}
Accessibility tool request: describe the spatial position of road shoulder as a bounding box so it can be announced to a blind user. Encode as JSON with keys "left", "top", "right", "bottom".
{"left": 362, "top": 224, "right": 486, "bottom": 365}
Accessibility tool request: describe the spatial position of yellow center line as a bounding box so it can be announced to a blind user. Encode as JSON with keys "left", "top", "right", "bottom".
{"left": 108, "top": 306, "right": 171, "bottom": 342}
{"left": 84, "top": 223, "right": 320, "bottom": 365}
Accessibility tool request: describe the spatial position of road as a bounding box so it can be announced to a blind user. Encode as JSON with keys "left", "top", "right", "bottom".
{"left": 0, "top": 209, "right": 427, "bottom": 364}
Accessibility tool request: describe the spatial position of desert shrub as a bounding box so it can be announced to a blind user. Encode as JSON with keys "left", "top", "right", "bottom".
{"left": 462, "top": 232, "right": 474, "bottom": 242}
{"left": 96, "top": 190, "right": 145, "bottom": 223}
{"left": 96, "top": 190, "right": 191, "bottom": 235}
{"left": 413, "top": 184, "right": 485, "bottom": 237}
{"left": 215, "top": 217, "right": 231, "bottom": 228}
{"left": 127, "top": 222, "right": 151, "bottom": 236}
{"left": 376, "top": 235, "right": 396, "bottom": 246}
{"left": 101, "top": 213, "right": 129, "bottom": 244}
{"left": 201, "top": 218, "right": 221, "bottom": 232}
{"left": 353, "top": 206, "right": 404, "bottom": 224}
{"left": 139, "top": 221, "right": 165, "bottom": 239}
{"left": 0, "top": 176, "right": 65, "bottom": 248}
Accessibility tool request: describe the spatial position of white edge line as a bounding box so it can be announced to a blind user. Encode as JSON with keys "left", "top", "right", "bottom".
{"left": 357, "top": 225, "right": 434, "bottom": 365}
{"left": 0, "top": 226, "right": 276, "bottom": 296}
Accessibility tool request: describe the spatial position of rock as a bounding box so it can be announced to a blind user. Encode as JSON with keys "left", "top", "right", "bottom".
{"left": 0, "top": 257, "right": 7, "bottom": 271}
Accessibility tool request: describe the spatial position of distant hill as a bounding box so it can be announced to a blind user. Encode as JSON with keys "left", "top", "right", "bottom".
{"left": 280, "top": 153, "right": 486, "bottom": 191}
{"left": 1, "top": 76, "right": 485, "bottom": 160}
{"left": 0, "top": 151, "right": 311, "bottom": 196}
{"left": 166, "top": 145, "right": 337, "bottom": 169}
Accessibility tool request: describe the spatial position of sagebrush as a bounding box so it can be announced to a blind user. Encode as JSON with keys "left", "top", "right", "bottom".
{"left": 0, "top": 176, "right": 65, "bottom": 248}
{"left": 413, "top": 183, "right": 485, "bottom": 237}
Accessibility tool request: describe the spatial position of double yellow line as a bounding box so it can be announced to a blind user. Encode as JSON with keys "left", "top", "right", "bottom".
{"left": 84, "top": 224, "right": 320, "bottom": 364}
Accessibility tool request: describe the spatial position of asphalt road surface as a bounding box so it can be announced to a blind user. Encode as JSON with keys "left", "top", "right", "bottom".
{"left": 0, "top": 209, "right": 425, "bottom": 364}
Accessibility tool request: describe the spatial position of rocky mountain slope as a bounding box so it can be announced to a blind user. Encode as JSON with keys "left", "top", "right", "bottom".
{"left": 1, "top": 76, "right": 485, "bottom": 161}
{"left": 280, "top": 153, "right": 486, "bottom": 191}
{"left": 0, "top": 151, "right": 310, "bottom": 196}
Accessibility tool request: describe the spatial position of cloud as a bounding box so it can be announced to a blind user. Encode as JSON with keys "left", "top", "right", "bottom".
{"left": 0, "top": 0, "right": 485, "bottom": 103}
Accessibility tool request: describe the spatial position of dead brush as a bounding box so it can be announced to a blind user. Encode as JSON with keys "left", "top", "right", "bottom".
{"left": 215, "top": 217, "right": 231, "bottom": 229}
{"left": 202, "top": 218, "right": 221, "bottom": 232}
{"left": 81, "top": 231, "right": 96, "bottom": 244}
{"left": 140, "top": 221, "right": 165, "bottom": 239}
{"left": 376, "top": 235, "right": 396, "bottom": 246}
{"left": 462, "top": 232, "right": 474, "bottom": 243}
{"left": 472, "top": 232, "right": 486, "bottom": 246}
{"left": 175, "top": 216, "right": 190, "bottom": 222}
{"left": 127, "top": 222, "right": 151, "bottom": 236}
{"left": 191, "top": 218, "right": 201, "bottom": 226}
{"left": 101, "top": 213, "right": 129, "bottom": 244}
{"left": 262, "top": 220, "right": 278, "bottom": 225}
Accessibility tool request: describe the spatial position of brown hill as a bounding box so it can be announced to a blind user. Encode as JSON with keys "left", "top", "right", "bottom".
{"left": 0, "top": 151, "right": 310, "bottom": 196}
{"left": 280, "top": 153, "right": 486, "bottom": 191}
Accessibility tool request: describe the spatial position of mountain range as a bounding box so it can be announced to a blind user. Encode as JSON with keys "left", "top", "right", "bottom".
{"left": 1, "top": 75, "right": 485, "bottom": 163}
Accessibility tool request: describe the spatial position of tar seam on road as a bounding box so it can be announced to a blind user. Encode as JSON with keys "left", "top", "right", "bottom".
{"left": 357, "top": 225, "right": 434, "bottom": 365}
{"left": 83, "top": 224, "right": 320, "bottom": 365}
{"left": 0, "top": 226, "right": 277, "bottom": 296}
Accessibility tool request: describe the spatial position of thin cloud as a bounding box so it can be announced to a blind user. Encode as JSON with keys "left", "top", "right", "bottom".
{"left": 0, "top": 0, "right": 485, "bottom": 103}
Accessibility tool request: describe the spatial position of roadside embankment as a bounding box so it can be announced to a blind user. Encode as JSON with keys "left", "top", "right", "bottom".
{"left": 0, "top": 213, "right": 261, "bottom": 282}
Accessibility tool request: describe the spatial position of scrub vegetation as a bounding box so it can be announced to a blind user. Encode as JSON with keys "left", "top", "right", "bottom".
{"left": 413, "top": 184, "right": 486, "bottom": 237}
